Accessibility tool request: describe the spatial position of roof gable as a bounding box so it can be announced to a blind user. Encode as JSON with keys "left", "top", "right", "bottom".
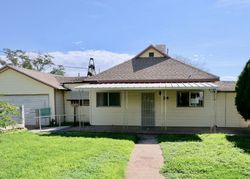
{"left": 135, "top": 45, "right": 168, "bottom": 58}
{"left": 86, "top": 45, "right": 220, "bottom": 83}
{"left": 0, "top": 65, "right": 65, "bottom": 89}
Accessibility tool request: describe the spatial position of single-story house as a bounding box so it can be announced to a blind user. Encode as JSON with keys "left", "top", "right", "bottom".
{"left": 76, "top": 45, "right": 249, "bottom": 128}
{"left": 0, "top": 44, "right": 248, "bottom": 128}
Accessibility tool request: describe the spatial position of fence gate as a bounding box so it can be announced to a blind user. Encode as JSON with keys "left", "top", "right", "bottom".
{"left": 141, "top": 93, "right": 155, "bottom": 126}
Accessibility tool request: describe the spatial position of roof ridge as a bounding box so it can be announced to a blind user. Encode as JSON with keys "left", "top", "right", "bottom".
{"left": 170, "top": 58, "right": 220, "bottom": 79}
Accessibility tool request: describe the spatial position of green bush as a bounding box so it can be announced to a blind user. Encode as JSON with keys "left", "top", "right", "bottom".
{"left": 235, "top": 59, "right": 250, "bottom": 120}
{"left": 0, "top": 101, "right": 19, "bottom": 128}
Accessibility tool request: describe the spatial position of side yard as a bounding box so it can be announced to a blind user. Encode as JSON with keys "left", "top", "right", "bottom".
{"left": 0, "top": 131, "right": 135, "bottom": 179}
{"left": 159, "top": 134, "right": 250, "bottom": 179}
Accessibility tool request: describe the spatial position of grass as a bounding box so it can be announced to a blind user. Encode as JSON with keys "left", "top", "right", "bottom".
{"left": 159, "top": 134, "right": 250, "bottom": 179}
{"left": 0, "top": 131, "right": 135, "bottom": 179}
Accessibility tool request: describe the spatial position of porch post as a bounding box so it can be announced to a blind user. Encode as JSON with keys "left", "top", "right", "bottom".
{"left": 21, "top": 105, "right": 25, "bottom": 128}
{"left": 164, "top": 90, "right": 167, "bottom": 130}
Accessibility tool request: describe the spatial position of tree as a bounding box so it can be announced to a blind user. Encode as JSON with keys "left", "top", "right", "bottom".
{"left": 0, "top": 49, "right": 33, "bottom": 69}
{"left": 50, "top": 65, "right": 65, "bottom": 75}
{"left": 0, "top": 48, "right": 65, "bottom": 75}
{"left": 235, "top": 59, "right": 250, "bottom": 120}
{"left": 0, "top": 101, "right": 18, "bottom": 128}
{"left": 32, "top": 53, "right": 54, "bottom": 71}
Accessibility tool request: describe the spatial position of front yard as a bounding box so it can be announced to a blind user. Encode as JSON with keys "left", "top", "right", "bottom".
{"left": 1, "top": 131, "right": 250, "bottom": 179}
{"left": 0, "top": 131, "right": 135, "bottom": 179}
{"left": 159, "top": 134, "right": 250, "bottom": 179}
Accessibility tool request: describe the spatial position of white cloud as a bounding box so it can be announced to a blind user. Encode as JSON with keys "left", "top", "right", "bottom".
{"left": 49, "top": 50, "right": 134, "bottom": 76}
{"left": 220, "top": 76, "right": 238, "bottom": 81}
{"left": 0, "top": 50, "right": 133, "bottom": 76}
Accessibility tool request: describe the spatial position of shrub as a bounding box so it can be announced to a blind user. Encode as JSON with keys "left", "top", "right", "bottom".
{"left": 0, "top": 101, "right": 19, "bottom": 128}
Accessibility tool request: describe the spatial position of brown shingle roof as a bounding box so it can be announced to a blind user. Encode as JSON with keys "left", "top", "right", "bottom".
{"left": 215, "top": 81, "right": 236, "bottom": 92}
{"left": 86, "top": 57, "right": 220, "bottom": 83}
{"left": 0, "top": 65, "right": 86, "bottom": 89}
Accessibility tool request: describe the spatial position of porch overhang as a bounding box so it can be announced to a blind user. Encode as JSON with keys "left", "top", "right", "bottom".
{"left": 75, "top": 82, "right": 218, "bottom": 90}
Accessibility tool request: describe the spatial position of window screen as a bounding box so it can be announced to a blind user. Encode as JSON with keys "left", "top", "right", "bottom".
{"left": 96, "top": 92, "right": 120, "bottom": 107}
{"left": 177, "top": 91, "right": 204, "bottom": 107}
{"left": 97, "top": 93, "right": 108, "bottom": 106}
{"left": 177, "top": 92, "right": 189, "bottom": 107}
{"left": 109, "top": 93, "right": 120, "bottom": 106}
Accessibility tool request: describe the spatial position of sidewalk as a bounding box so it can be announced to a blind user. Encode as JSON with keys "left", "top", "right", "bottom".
{"left": 126, "top": 135, "right": 164, "bottom": 179}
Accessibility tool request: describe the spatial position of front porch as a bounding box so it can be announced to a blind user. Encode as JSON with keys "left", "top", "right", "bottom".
{"left": 60, "top": 125, "right": 250, "bottom": 135}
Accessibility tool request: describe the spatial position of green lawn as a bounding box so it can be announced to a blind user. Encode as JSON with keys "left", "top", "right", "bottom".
{"left": 159, "top": 134, "right": 250, "bottom": 179}
{"left": 0, "top": 131, "right": 135, "bottom": 179}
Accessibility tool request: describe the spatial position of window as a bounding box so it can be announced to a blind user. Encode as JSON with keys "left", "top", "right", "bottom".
{"left": 70, "top": 99, "right": 89, "bottom": 106}
{"left": 97, "top": 92, "right": 120, "bottom": 107}
{"left": 177, "top": 91, "right": 204, "bottom": 107}
{"left": 149, "top": 52, "right": 154, "bottom": 57}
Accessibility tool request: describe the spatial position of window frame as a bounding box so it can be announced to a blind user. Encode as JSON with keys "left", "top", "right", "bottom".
{"left": 70, "top": 99, "right": 90, "bottom": 106}
{"left": 176, "top": 90, "right": 204, "bottom": 108}
{"left": 96, "top": 92, "right": 121, "bottom": 107}
{"left": 149, "top": 52, "right": 154, "bottom": 57}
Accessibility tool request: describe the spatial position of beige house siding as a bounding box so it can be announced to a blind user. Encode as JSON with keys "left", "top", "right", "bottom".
{"left": 216, "top": 92, "right": 248, "bottom": 127}
{"left": 139, "top": 48, "right": 165, "bottom": 58}
{"left": 64, "top": 85, "right": 90, "bottom": 123}
{"left": 89, "top": 90, "right": 218, "bottom": 127}
{"left": 55, "top": 89, "right": 65, "bottom": 115}
{"left": 0, "top": 68, "right": 55, "bottom": 116}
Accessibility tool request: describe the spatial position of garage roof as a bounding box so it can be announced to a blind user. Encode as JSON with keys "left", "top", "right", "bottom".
{"left": 0, "top": 65, "right": 86, "bottom": 90}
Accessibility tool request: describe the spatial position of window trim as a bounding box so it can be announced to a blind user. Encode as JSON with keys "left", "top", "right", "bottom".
{"left": 149, "top": 52, "right": 154, "bottom": 57}
{"left": 176, "top": 90, "right": 204, "bottom": 108}
{"left": 69, "top": 99, "right": 90, "bottom": 106}
{"left": 96, "top": 92, "right": 121, "bottom": 107}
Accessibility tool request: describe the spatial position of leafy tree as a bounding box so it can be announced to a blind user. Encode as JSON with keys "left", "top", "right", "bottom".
{"left": 32, "top": 53, "right": 54, "bottom": 71}
{"left": 235, "top": 59, "right": 250, "bottom": 120}
{"left": 0, "top": 48, "right": 65, "bottom": 75}
{"left": 50, "top": 65, "right": 65, "bottom": 75}
{"left": 0, "top": 49, "right": 33, "bottom": 69}
{"left": 0, "top": 101, "right": 19, "bottom": 128}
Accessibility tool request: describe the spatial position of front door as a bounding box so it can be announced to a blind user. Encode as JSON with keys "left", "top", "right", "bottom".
{"left": 141, "top": 93, "right": 155, "bottom": 126}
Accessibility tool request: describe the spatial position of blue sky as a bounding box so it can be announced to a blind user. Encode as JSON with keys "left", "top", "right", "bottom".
{"left": 0, "top": 0, "right": 250, "bottom": 79}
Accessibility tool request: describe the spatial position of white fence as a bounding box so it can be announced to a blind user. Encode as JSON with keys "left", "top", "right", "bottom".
{"left": 34, "top": 114, "right": 87, "bottom": 130}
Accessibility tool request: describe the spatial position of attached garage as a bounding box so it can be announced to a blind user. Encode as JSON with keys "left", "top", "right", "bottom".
{"left": 0, "top": 95, "right": 49, "bottom": 125}
{"left": 0, "top": 65, "right": 66, "bottom": 127}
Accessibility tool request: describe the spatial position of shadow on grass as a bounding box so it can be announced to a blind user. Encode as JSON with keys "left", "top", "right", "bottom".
{"left": 226, "top": 135, "right": 250, "bottom": 153}
{"left": 158, "top": 134, "right": 202, "bottom": 143}
{"left": 38, "top": 131, "right": 137, "bottom": 142}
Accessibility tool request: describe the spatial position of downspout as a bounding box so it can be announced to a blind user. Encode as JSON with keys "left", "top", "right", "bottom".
{"left": 214, "top": 89, "right": 217, "bottom": 132}
{"left": 160, "top": 90, "right": 163, "bottom": 126}
{"left": 224, "top": 93, "right": 227, "bottom": 127}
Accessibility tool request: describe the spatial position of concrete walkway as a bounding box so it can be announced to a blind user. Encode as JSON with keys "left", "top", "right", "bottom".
{"left": 126, "top": 135, "right": 164, "bottom": 179}
{"left": 30, "top": 126, "right": 71, "bottom": 133}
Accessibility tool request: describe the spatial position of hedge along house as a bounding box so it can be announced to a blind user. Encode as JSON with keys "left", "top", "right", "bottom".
{"left": 0, "top": 65, "right": 89, "bottom": 127}
{"left": 76, "top": 45, "right": 249, "bottom": 128}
